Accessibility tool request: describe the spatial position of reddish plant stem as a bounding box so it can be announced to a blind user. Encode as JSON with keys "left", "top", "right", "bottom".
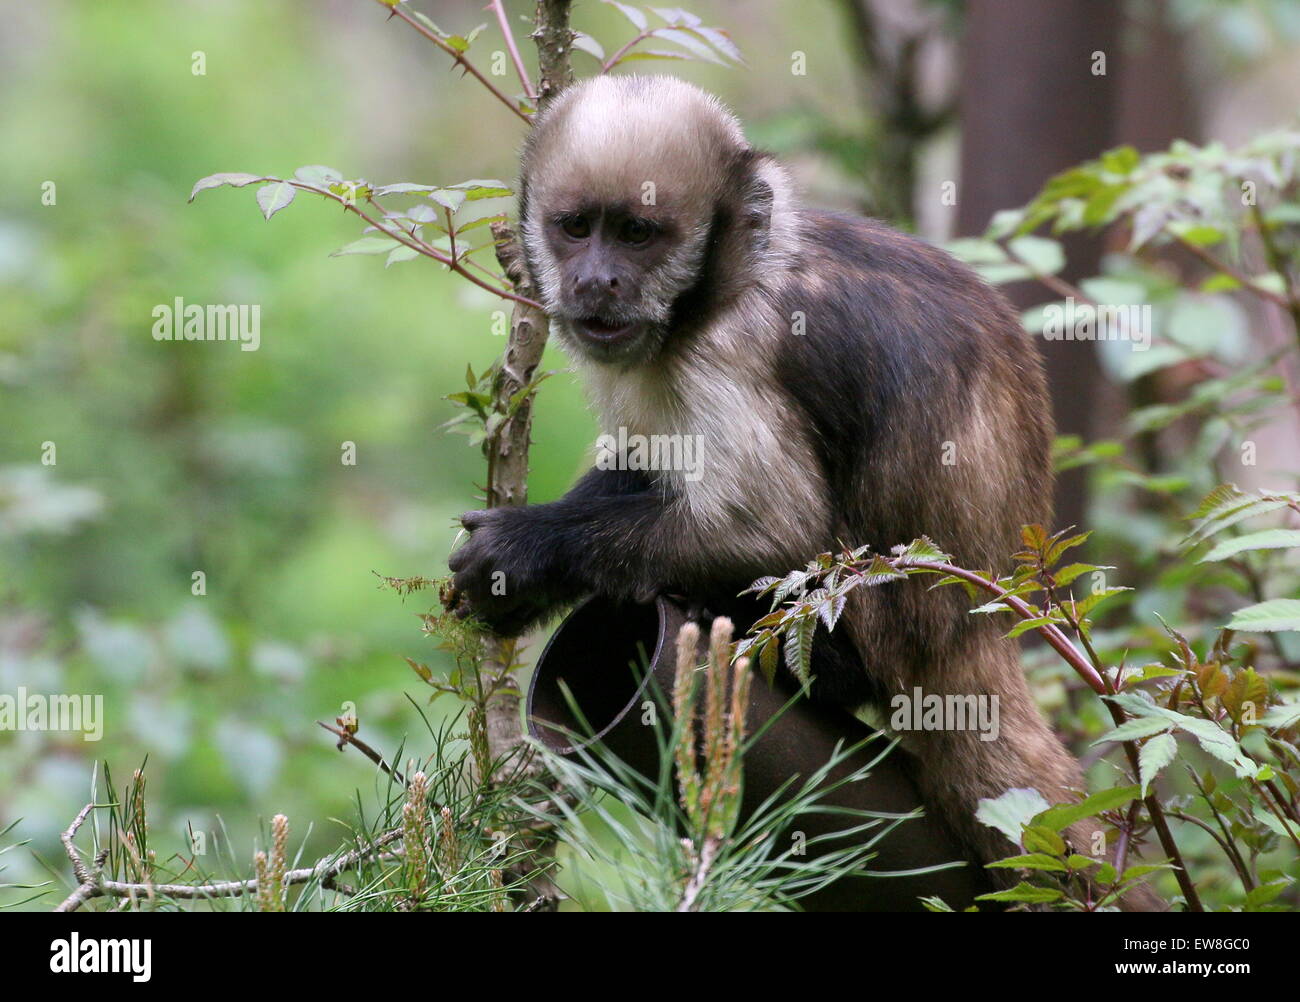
{"left": 899, "top": 556, "right": 1202, "bottom": 910}
{"left": 258, "top": 177, "right": 543, "bottom": 309}
{"left": 600, "top": 29, "right": 653, "bottom": 72}
{"left": 488, "top": 0, "right": 538, "bottom": 101}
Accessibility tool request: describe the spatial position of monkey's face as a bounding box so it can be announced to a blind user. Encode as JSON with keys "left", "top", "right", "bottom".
{"left": 520, "top": 77, "right": 745, "bottom": 368}
{"left": 540, "top": 200, "right": 694, "bottom": 365}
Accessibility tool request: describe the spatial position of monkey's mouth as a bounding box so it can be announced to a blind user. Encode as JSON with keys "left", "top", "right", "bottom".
{"left": 572, "top": 315, "right": 641, "bottom": 345}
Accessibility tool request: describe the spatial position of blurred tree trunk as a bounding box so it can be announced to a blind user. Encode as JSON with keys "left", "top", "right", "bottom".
{"left": 955, "top": 0, "right": 1123, "bottom": 535}
{"left": 839, "top": 0, "right": 955, "bottom": 225}
{"left": 955, "top": 0, "right": 1199, "bottom": 535}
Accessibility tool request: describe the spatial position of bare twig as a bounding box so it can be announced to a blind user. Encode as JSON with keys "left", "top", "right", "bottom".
{"left": 222, "top": 175, "right": 543, "bottom": 309}
{"left": 898, "top": 558, "right": 1106, "bottom": 693}
{"left": 55, "top": 809, "right": 404, "bottom": 912}
{"left": 59, "top": 802, "right": 96, "bottom": 885}
{"left": 317, "top": 720, "right": 407, "bottom": 785}
{"left": 1171, "top": 231, "right": 1290, "bottom": 309}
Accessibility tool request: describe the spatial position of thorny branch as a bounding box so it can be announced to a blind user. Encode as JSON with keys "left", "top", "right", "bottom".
{"left": 377, "top": 0, "right": 533, "bottom": 123}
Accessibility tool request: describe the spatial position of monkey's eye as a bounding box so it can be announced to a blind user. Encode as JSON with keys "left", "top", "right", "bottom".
{"left": 620, "top": 217, "right": 655, "bottom": 245}
{"left": 559, "top": 215, "right": 591, "bottom": 240}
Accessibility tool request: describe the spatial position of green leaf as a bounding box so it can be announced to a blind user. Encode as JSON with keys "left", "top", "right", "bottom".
{"left": 1051, "top": 562, "right": 1103, "bottom": 586}
{"left": 606, "top": 0, "right": 648, "bottom": 31}
{"left": 406, "top": 204, "right": 439, "bottom": 224}
{"left": 188, "top": 172, "right": 262, "bottom": 202}
{"left": 1082, "top": 184, "right": 1126, "bottom": 225}
{"left": 1177, "top": 717, "right": 1258, "bottom": 777}
{"left": 650, "top": 6, "right": 703, "bottom": 26}
{"left": 1185, "top": 484, "right": 1291, "bottom": 545}
{"left": 1200, "top": 529, "right": 1300, "bottom": 563}
{"left": 1099, "top": 145, "right": 1139, "bottom": 175}
{"left": 1244, "top": 879, "right": 1293, "bottom": 911}
{"left": 1138, "top": 733, "right": 1177, "bottom": 796}
{"left": 1021, "top": 824, "right": 1067, "bottom": 856}
{"left": 692, "top": 25, "right": 743, "bottom": 62}
{"left": 1005, "top": 615, "right": 1059, "bottom": 640}
{"left": 372, "top": 182, "right": 437, "bottom": 197}
{"left": 772, "top": 569, "right": 808, "bottom": 602}
{"left": 453, "top": 213, "right": 506, "bottom": 234}
{"left": 617, "top": 49, "right": 691, "bottom": 63}
{"left": 651, "top": 27, "right": 728, "bottom": 64}
{"left": 331, "top": 236, "right": 398, "bottom": 257}
{"left": 1200, "top": 273, "right": 1242, "bottom": 293}
{"left": 893, "top": 536, "right": 951, "bottom": 564}
{"left": 445, "top": 25, "right": 486, "bottom": 53}
{"left": 1071, "top": 586, "right": 1131, "bottom": 618}
{"left": 1172, "top": 223, "right": 1225, "bottom": 247}
{"left": 1091, "top": 716, "right": 1173, "bottom": 745}
{"left": 293, "top": 165, "right": 343, "bottom": 187}
{"left": 1044, "top": 529, "right": 1091, "bottom": 565}
{"left": 758, "top": 635, "right": 778, "bottom": 686}
{"left": 1034, "top": 785, "right": 1141, "bottom": 834}
{"left": 975, "top": 883, "right": 1064, "bottom": 904}
{"left": 1226, "top": 599, "right": 1300, "bottom": 632}
{"left": 1260, "top": 701, "right": 1300, "bottom": 728}
{"left": 256, "top": 181, "right": 296, "bottom": 220}
{"left": 430, "top": 188, "right": 467, "bottom": 213}
{"left": 385, "top": 245, "right": 421, "bottom": 267}
{"left": 975, "top": 788, "right": 1051, "bottom": 843}
{"left": 448, "top": 180, "right": 513, "bottom": 200}
{"left": 985, "top": 209, "right": 1027, "bottom": 240}
{"left": 1007, "top": 235, "right": 1065, "bottom": 276}
{"left": 1120, "top": 863, "right": 1172, "bottom": 882}
{"left": 783, "top": 615, "right": 814, "bottom": 684}
{"left": 1254, "top": 806, "right": 1299, "bottom": 840}
{"left": 985, "top": 853, "right": 1067, "bottom": 872}
{"left": 571, "top": 32, "right": 606, "bottom": 60}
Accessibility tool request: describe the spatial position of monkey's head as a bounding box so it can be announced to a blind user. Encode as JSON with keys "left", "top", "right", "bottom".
{"left": 519, "top": 75, "right": 789, "bottom": 366}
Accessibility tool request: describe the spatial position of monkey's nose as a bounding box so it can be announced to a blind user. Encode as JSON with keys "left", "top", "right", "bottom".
{"left": 574, "top": 273, "right": 619, "bottom": 298}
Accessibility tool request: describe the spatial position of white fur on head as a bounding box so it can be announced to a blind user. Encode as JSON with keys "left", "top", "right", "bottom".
{"left": 519, "top": 75, "right": 793, "bottom": 327}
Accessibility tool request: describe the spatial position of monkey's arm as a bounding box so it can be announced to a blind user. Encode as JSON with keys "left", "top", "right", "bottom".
{"left": 447, "top": 466, "right": 676, "bottom": 634}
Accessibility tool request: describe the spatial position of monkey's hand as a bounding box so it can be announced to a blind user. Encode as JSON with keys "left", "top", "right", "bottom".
{"left": 446, "top": 508, "right": 558, "bottom": 635}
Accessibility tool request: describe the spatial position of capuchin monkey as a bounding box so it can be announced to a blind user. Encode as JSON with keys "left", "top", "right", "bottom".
{"left": 447, "top": 75, "right": 1159, "bottom": 909}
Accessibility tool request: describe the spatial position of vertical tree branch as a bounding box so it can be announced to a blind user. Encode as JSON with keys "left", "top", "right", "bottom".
{"left": 531, "top": 0, "right": 575, "bottom": 108}
{"left": 479, "top": 0, "right": 573, "bottom": 769}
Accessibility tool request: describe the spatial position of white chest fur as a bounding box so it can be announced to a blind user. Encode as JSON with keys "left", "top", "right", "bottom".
{"left": 578, "top": 343, "right": 828, "bottom": 563}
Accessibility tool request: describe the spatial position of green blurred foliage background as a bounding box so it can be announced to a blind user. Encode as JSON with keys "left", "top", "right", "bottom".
{"left": 4, "top": 0, "right": 1298, "bottom": 910}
